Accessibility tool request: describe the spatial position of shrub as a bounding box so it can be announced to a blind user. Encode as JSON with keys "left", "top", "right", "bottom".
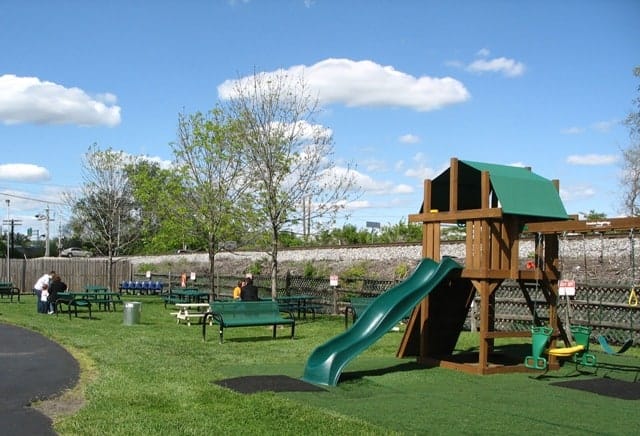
{"left": 394, "top": 263, "right": 410, "bottom": 279}
{"left": 247, "top": 259, "right": 265, "bottom": 276}
{"left": 341, "top": 261, "right": 369, "bottom": 279}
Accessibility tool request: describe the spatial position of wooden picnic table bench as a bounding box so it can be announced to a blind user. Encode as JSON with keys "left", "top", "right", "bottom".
{"left": 83, "top": 286, "right": 122, "bottom": 311}
{"left": 173, "top": 303, "right": 212, "bottom": 326}
{"left": 55, "top": 292, "right": 93, "bottom": 319}
{"left": 202, "top": 300, "right": 295, "bottom": 343}
{"left": 275, "top": 295, "right": 323, "bottom": 320}
{"left": 0, "top": 281, "right": 20, "bottom": 302}
{"left": 163, "top": 288, "right": 209, "bottom": 308}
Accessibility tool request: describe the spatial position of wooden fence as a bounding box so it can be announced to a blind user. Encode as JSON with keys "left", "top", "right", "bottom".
{"left": 131, "top": 270, "right": 639, "bottom": 345}
{"left": 0, "top": 258, "right": 133, "bottom": 293}
{"left": 4, "top": 258, "right": 638, "bottom": 345}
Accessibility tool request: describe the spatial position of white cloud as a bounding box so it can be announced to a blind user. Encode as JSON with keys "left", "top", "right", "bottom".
{"left": 476, "top": 48, "right": 491, "bottom": 57}
{"left": 561, "top": 120, "right": 618, "bottom": 135}
{"left": 292, "top": 120, "right": 333, "bottom": 143}
{"left": 393, "top": 184, "right": 414, "bottom": 194}
{"left": 561, "top": 126, "right": 585, "bottom": 135}
{"left": 508, "top": 161, "right": 527, "bottom": 168}
{"left": 344, "top": 199, "right": 371, "bottom": 210}
{"left": 403, "top": 152, "right": 441, "bottom": 180}
{"left": 591, "top": 119, "right": 618, "bottom": 132}
{"left": 136, "top": 155, "right": 174, "bottom": 170}
{"left": 398, "top": 133, "right": 420, "bottom": 144}
{"left": 467, "top": 57, "right": 525, "bottom": 77}
{"left": 0, "top": 163, "right": 50, "bottom": 182}
{"left": 444, "top": 60, "right": 464, "bottom": 69}
{"left": 364, "top": 159, "right": 388, "bottom": 172}
{"left": 566, "top": 154, "right": 618, "bottom": 166}
{"left": 219, "top": 58, "right": 470, "bottom": 112}
{"left": 560, "top": 185, "right": 596, "bottom": 202}
{"left": 0, "top": 74, "right": 121, "bottom": 126}
{"left": 350, "top": 169, "right": 413, "bottom": 196}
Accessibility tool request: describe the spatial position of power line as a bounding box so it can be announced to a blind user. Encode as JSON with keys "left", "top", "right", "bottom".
{"left": 0, "top": 191, "right": 65, "bottom": 205}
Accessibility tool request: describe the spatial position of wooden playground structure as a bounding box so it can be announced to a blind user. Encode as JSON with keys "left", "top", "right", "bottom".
{"left": 397, "top": 157, "right": 640, "bottom": 375}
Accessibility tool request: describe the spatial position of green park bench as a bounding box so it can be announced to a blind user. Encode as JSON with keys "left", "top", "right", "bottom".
{"left": 0, "top": 282, "right": 21, "bottom": 302}
{"left": 202, "top": 300, "right": 295, "bottom": 343}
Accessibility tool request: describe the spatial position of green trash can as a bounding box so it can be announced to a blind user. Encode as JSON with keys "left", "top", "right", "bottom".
{"left": 123, "top": 301, "right": 142, "bottom": 325}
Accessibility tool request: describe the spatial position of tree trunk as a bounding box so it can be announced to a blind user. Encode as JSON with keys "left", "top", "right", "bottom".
{"left": 208, "top": 237, "right": 217, "bottom": 298}
{"left": 107, "top": 254, "right": 113, "bottom": 291}
{"left": 271, "top": 236, "right": 278, "bottom": 300}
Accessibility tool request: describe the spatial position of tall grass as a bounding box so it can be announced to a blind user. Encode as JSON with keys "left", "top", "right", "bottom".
{"left": 2, "top": 296, "right": 639, "bottom": 435}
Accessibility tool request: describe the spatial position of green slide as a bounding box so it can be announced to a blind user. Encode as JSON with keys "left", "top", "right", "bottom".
{"left": 302, "top": 257, "right": 462, "bottom": 386}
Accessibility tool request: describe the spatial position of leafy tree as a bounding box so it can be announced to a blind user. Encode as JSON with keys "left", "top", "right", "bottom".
{"left": 65, "top": 144, "right": 140, "bottom": 286}
{"left": 582, "top": 209, "right": 607, "bottom": 220}
{"left": 337, "top": 224, "right": 371, "bottom": 244}
{"left": 621, "top": 66, "right": 640, "bottom": 216}
{"left": 125, "top": 159, "right": 193, "bottom": 254}
{"left": 171, "top": 109, "right": 252, "bottom": 293}
{"left": 378, "top": 220, "right": 422, "bottom": 243}
{"left": 224, "top": 70, "right": 359, "bottom": 298}
{"left": 279, "top": 231, "right": 304, "bottom": 247}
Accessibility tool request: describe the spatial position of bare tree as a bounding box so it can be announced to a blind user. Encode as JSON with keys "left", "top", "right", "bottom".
{"left": 223, "top": 71, "right": 359, "bottom": 298}
{"left": 621, "top": 66, "right": 640, "bottom": 216}
{"left": 171, "top": 108, "right": 252, "bottom": 294}
{"left": 65, "top": 144, "right": 140, "bottom": 287}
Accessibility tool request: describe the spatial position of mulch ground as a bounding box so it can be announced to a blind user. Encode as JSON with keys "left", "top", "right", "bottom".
{"left": 214, "top": 375, "right": 326, "bottom": 394}
{"left": 551, "top": 377, "right": 640, "bottom": 400}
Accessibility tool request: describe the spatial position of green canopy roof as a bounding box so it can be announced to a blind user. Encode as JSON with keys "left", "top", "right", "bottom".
{"left": 428, "top": 160, "right": 568, "bottom": 221}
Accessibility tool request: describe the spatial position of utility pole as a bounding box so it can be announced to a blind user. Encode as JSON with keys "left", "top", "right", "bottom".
{"left": 36, "top": 205, "right": 53, "bottom": 257}
{"left": 2, "top": 216, "right": 21, "bottom": 277}
{"left": 4, "top": 199, "right": 9, "bottom": 281}
{"left": 58, "top": 221, "right": 63, "bottom": 254}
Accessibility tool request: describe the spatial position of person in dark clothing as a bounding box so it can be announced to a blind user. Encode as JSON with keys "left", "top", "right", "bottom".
{"left": 240, "top": 277, "right": 259, "bottom": 301}
{"left": 47, "top": 274, "right": 68, "bottom": 314}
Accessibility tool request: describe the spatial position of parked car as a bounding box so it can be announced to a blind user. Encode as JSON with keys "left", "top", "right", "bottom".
{"left": 60, "top": 247, "right": 92, "bottom": 258}
{"left": 176, "top": 247, "right": 205, "bottom": 254}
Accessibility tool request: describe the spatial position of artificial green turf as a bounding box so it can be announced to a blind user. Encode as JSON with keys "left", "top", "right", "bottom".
{"left": 2, "top": 296, "right": 639, "bottom": 435}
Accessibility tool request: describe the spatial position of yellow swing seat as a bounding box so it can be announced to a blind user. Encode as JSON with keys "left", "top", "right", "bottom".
{"left": 548, "top": 345, "right": 584, "bottom": 357}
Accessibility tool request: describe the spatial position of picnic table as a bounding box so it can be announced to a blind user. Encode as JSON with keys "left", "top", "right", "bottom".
{"left": 163, "top": 288, "right": 210, "bottom": 307}
{"left": 84, "top": 285, "right": 109, "bottom": 309}
{"left": 55, "top": 292, "right": 93, "bottom": 319}
{"left": 276, "top": 295, "right": 322, "bottom": 320}
{"left": 81, "top": 287, "right": 123, "bottom": 311}
{"left": 173, "top": 303, "right": 212, "bottom": 326}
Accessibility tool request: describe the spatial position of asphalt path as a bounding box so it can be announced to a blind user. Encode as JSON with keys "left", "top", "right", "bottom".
{"left": 0, "top": 322, "right": 80, "bottom": 435}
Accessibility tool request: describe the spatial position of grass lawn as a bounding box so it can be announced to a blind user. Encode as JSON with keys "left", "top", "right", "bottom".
{"left": 2, "top": 295, "right": 640, "bottom": 435}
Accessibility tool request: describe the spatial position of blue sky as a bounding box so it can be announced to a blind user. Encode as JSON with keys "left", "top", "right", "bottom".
{"left": 1, "top": 0, "right": 639, "bottom": 240}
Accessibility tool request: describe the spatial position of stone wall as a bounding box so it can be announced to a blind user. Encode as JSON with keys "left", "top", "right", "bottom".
{"left": 132, "top": 234, "right": 638, "bottom": 285}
